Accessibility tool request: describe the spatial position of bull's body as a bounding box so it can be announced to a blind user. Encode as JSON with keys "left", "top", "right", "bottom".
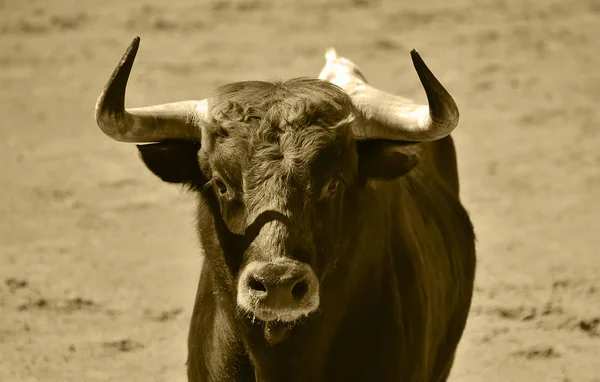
{"left": 94, "top": 37, "right": 476, "bottom": 382}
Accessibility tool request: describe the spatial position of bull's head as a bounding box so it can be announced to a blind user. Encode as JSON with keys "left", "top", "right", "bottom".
{"left": 95, "top": 37, "right": 459, "bottom": 344}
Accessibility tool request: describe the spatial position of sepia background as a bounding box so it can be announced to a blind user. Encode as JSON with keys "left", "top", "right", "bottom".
{"left": 1, "top": 0, "right": 599, "bottom": 380}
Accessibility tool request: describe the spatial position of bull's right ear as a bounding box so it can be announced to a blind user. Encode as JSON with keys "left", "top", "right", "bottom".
{"left": 136, "top": 141, "right": 206, "bottom": 187}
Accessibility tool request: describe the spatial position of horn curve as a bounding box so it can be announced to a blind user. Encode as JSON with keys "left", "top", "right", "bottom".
{"left": 318, "top": 48, "right": 459, "bottom": 142}
{"left": 95, "top": 36, "right": 207, "bottom": 143}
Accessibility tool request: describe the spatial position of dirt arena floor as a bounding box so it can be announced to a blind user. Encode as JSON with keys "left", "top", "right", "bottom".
{"left": 1, "top": 0, "right": 599, "bottom": 380}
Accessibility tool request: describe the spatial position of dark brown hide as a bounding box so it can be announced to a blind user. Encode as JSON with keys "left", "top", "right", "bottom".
{"left": 137, "top": 79, "right": 475, "bottom": 382}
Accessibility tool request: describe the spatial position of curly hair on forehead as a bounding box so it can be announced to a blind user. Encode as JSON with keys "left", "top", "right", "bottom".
{"left": 207, "top": 78, "right": 356, "bottom": 137}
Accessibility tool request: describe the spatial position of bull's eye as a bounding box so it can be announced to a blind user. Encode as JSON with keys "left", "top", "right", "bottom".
{"left": 214, "top": 179, "right": 228, "bottom": 196}
{"left": 327, "top": 178, "right": 340, "bottom": 193}
{"left": 321, "top": 177, "right": 341, "bottom": 200}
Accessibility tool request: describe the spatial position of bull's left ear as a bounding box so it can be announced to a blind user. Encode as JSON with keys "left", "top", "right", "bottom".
{"left": 356, "top": 140, "right": 419, "bottom": 180}
{"left": 136, "top": 141, "right": 206, "bottom": 187}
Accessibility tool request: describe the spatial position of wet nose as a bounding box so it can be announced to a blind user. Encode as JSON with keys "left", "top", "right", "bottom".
{"left": 238, "top": 260, "right": 319, "bottom": 321}
{"left": 247, "top": 266, "right": 310, "bottom": 304}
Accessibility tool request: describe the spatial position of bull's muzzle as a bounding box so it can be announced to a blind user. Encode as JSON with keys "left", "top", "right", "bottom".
{"left": 237, "top": 259, "right": 320, "bottom": 323}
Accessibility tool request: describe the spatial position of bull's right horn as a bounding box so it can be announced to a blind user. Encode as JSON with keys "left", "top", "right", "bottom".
{"left": 95, "top": 37, "right": 208, "bottom": 143}
{"left": 318, "top": 48, "right": 459, "bottom": 142}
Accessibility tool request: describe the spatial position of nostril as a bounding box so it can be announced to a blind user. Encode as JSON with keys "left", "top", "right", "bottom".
{"left": 291, "top": 280, "right": 309, "bottom": 300}
{"left": 248, "top": 276, "right": 267, "bottom": 293}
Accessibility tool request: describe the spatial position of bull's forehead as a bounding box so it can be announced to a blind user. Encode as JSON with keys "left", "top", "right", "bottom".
{"left": 212, "top": 121, "right": 349, "bottom": 187}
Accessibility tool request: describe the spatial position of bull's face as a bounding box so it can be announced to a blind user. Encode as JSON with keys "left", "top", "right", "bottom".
{"left": 197, "top": 80, "right": 359, "bottom": 328}
{"left": 94, "top": 37, "right": 459, "bottom": 344}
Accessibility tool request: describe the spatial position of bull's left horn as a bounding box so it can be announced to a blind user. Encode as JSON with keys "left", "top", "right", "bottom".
{"left": 95, "top": 36, "right": 207, "bottom": 143}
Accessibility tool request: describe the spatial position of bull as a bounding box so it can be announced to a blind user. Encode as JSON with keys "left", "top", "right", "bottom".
{"left": 94, "top": 36, "right": 476, "bottom": 382}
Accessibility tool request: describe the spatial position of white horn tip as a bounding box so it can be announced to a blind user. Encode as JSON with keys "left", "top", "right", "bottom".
{"left": 325, "top": 47, "right": 338, "bottom": 61}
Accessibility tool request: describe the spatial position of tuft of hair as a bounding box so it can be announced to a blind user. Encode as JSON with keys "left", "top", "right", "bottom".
{"left": 208, "top": 78, "right": 356, "bottom": 135}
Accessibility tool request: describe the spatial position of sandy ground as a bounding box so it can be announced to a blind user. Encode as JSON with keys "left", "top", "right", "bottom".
{"left": 1, "top": 0, "right": 599, "bottom": 380}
